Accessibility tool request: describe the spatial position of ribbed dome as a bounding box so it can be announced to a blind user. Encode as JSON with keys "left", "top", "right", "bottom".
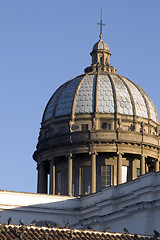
{"left": 43, "top": 72, "right": 158, "bottom": 124}
{"left": 34, "top": 30, "right": 160, "bottom": 199}
{"left": 93, "top": 39, "right": 109, "bottom": 51}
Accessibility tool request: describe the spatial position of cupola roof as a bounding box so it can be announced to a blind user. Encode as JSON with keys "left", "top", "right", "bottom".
{"left": 92, "top": 39, "right": 109, "bottom": 51}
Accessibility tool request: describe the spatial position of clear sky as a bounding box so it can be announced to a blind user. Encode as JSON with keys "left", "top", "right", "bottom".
{"left": 0, "top": 0, "right": 160, "bottom": 193}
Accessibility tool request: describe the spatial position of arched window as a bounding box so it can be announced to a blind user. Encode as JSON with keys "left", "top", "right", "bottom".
{"left": 100, "top": 57, "right": 103, "bottom": 66}
{"left": 81, "top": 166, "right": 91, "bottom": 195}
{"left": 102, "top": 122, "right": 111, "bottom": 130}
{"left": 101, "top": 165, "right": 111, "bottom": 187}
{"left": 137, "top": 168, "right": 140, "bottom": 177}
{"left": 81, "top": 124, "right": 88, "bottom": 131}
{"left": 130, "top": 124, "right": 135, "bottom": 131}
{"left": 122, "top": 166, "right": 127, "bottom": 183}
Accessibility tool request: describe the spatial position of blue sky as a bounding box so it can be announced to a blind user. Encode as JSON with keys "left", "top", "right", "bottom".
{"left": 0, "top": 0, "right": 160, "bottom": 193}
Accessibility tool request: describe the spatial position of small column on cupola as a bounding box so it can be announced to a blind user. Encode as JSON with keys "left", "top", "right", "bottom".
{"left": 87, "top": 10, "right": 117, "bottom": 73}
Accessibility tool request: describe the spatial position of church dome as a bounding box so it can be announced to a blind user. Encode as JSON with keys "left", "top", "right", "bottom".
{"left": 43, "top": 72, "right": 158, "bottom": 124}
{"left": 34, "top": 29, "right": 159, "bottom": 198}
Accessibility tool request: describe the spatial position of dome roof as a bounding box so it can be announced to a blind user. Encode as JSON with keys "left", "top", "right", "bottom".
{"left": 35, "top": 31, "right": 160, "bottom": 198}
{"left": 43, "top": 72, "right": 158, "bottom": 124}
{"left": 92, "top": 39, "right": 109, "bottom": 51}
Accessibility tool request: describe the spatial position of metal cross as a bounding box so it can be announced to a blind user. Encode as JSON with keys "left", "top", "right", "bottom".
{"left": 97, "top": 9, "right": 105, "bottom": 37}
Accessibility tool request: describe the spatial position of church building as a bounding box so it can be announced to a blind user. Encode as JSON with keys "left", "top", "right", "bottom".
{"left": 0, "top": 18, "right": 160, "bottom": 238}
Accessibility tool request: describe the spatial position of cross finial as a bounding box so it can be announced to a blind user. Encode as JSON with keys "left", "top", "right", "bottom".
{"left": 97, "top": 9, "right": 105, "bottom": 39}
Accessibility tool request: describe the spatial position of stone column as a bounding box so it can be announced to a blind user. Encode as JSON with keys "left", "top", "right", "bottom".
{"left": 37, "top": 164, "right": 41, "bottom": 193}
{"left": 37, "top": 162, "right": 48, "bottom": 194}
{"left": 49, "top": 159, "right": 55, "bottom": 195}
{"left": 117, "top": 152, "right": 122, "bottom": 185}
{"left": 78, "top": 167, "right": 82, "bottom": 196}
{"left": 140, "top": 154, "right": 145, "bottom": 175}
{"left": 155, "top": 159, "right": 159, "bottom": 172}
{"left": 132, "top": 159, "right": 136, "bottom": 180}
{"left": 68, "top": 153, "right": 73, "bottom": 196}
{"left": 91, "top": 151, "right": 97, "bottom": 194}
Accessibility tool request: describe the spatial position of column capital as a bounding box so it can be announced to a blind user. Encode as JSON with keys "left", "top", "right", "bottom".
{"left": 66, "top": 152, "right": 72, "bottom": 159}
{"left": 117, "top": 151, "right": 124, "bottom": 155}
{"left": 141, "top": 153, "right": 147, "bottom": 158}
{"left": 89, "top": 150, "right": 98, "bottom": 155}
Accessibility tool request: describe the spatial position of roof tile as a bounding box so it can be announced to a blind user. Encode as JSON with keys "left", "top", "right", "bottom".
{"left": 0, "top": 224, "right": 155, "bottom": 240}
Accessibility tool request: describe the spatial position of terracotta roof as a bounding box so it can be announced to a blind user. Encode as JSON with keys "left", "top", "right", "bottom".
{"left": 0, "top": 224, "right": 154, "bottom": 240}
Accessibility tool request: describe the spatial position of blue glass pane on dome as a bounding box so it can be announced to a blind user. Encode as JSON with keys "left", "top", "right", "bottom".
{"left": 143, "top": 92, "right": 157, "bottom": 122}
{"left": 44, "top": 84, "right": 65, "bottom": 121}
{"left": 75, "top": 75, "right": 96, "bottom": 114}
{"left": 99, "top": 41, "right": 104, "bottom": 49}
{"left": 93, "top": 42, "right": 98, "bottom": 51}
{"left": 55, "top": 75, "right": 84, "bottom": 117}
{"left": 104, "top": 42, "right": 109, "bottom": 50}
{"left": 97, "top": 75, "right": 115, "bottom": 113}
{"left": 112, "top": 76, "right": 133, "bottom": 115}
{"left": 122, "top": 77, "right": 148, "bottom": 119}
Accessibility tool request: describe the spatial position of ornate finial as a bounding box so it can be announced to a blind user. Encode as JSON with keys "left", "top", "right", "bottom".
{"left": 97, "top": 9, "right": 105, "bottom": 39}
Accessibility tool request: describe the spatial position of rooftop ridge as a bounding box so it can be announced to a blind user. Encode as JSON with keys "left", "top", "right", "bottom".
{"left": 0, "top": 223, "right": 153, "bottom": 238}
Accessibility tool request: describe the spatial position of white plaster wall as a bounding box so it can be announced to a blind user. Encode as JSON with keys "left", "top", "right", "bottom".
{"left": 1, "top": 172, "right": 160, "bottom": 235}
{"left": 0, "top": 191, "right": 80, "bottom": 227}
